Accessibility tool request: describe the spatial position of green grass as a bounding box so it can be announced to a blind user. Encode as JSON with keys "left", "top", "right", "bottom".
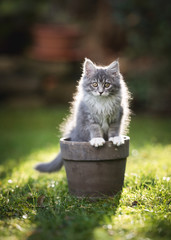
{"left": 0, "top": 107, "right": 170, "bottom": 240}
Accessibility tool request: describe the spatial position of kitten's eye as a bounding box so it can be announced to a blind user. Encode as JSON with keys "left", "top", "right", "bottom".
{"left": 104, "top": 82, "right": 110, "bottom": 88}
{"left": 92, "top": 82, "right": 98, "bottom": 87}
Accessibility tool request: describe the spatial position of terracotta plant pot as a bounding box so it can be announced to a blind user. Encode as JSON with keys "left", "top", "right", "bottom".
{"left": 60, "top": 136, "right": 130, "bottom": 198}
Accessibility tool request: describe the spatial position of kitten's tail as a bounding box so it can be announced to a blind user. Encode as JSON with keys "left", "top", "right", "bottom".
{"left": 34, "top": 152, "right": 63, "bottom": 173}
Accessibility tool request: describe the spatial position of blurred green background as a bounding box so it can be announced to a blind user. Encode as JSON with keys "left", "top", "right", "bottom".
{"left": 0, "top": 0, "right": 170, "bottom": 113}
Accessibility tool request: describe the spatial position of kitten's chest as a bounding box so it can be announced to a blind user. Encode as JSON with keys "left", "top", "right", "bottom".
{"left": 99, "top": 115, "right": 110, "bottom": 134}
{"left": 85, "top": 95, "right": 121, "bottom": 131}
{"left": 90, "top": 101, "right": 119, "bottom": 133}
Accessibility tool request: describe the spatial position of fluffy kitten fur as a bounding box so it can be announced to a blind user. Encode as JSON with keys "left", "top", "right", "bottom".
{"left": 35, "top": 58, "right": 131, "bottom": 173}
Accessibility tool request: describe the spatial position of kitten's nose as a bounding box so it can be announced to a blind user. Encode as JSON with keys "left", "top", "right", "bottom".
{"left": 99, "top": 91, "right": 103, "bottom": 95}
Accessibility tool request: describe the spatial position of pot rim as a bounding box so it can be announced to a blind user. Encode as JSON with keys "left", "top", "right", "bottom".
{"left": 60, "top": 136, "right": 130, "bottom": 161}
{"left": 60, "top": 136, "right": 130, "bottom": 145}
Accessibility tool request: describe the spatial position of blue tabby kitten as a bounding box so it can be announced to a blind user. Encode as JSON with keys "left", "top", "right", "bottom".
{"left": 35, "top": 58, "right": 131, "bottom": 172}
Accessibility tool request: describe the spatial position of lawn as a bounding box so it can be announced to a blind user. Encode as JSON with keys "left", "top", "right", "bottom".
{"left": 0, "top": 107, "right": 170, "bottom": 240}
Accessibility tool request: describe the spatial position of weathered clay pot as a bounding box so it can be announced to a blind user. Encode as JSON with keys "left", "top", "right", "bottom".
{"left": 60, "top": 136, "right": 129, "bottom": 198}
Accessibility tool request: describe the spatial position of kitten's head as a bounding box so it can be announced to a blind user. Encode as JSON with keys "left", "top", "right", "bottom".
{"left": 82, "top": 58, "right": 121, "bottom": 97}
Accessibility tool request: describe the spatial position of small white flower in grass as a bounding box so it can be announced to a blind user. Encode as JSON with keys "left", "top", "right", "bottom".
{"left": 163, "top": 177, "right": 170, "bottom": 181}
{"left": 22, "top": 214, "right": 27, "bottom": 219}
{"left": 8, "top": 179, "right": 13, "bottom": 183}
{"left": 107, "top": 224, "right": 112, "bottom": 229}
{"left": 103, "top": 224, "right": 113, "bottom": 230}
{"left": 48, "top": 180, "right": 58, "bottom": 188}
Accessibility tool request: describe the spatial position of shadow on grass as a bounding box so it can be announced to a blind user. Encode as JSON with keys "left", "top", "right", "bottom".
{"left": 25, "top": 176, "right": 121, "bottom": 240}
{"left": 28, "top": 203, "right": 121, "bottom": 239}
{"left": 0, "top": 174, "right": 121, "bottom": 240}
{"left": 145, "top": 219, "right": 171, "bottom": 240}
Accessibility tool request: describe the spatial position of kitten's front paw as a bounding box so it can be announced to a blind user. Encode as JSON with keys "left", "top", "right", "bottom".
{"left": 90, "top": 138, "right": 105, "bottom": 147}
{"left": 109, "top": 136, "right": 125, "bottom": 146}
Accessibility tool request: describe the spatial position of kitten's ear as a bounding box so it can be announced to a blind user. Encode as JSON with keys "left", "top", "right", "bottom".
{"left": 83, "top": 58, "right": 96, "bottom": 77}
{"left": 107, "top": 59, "right": 120, "bottom": 76}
